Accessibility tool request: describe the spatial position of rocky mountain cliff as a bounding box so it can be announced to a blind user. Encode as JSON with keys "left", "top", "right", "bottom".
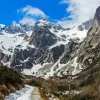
{"left": 51, "top": 6, "right": 100, "bottom": 78}
{"left": 0, "top": 12, "right": 94, "bottom": 78}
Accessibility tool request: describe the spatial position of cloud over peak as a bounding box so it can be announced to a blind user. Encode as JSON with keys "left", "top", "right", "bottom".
{"left": 19, "top": 17, "right": 36, "bottom": 26}
{"left": 59, "top": 0, "right": 100, "bottom": 28}
{"left": 18, "top": 5, "right": 46, "bottom": 17}
{"left": 17, "top": 5, "right": 47, "bottom": 25}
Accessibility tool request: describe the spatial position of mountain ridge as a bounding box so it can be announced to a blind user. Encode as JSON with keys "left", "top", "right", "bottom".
{"left": 0, "top": 16, "right": 93, "bottom": 78}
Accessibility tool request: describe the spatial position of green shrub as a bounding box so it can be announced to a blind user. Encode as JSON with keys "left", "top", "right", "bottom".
{"left": 0, "top": 66, "right": 23, "bottom": 85}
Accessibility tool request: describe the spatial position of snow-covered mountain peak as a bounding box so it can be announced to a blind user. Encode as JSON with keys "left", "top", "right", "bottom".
{"left": 35, "top": 18, "right": 51, "bottom": 28}
{"left": 0, "top": 18, "right": 93, "bottom": 78}
{"left": 0, "top": 22, "right": 35, "bottom": 55}
{"left": 0, "top": 23, "right": 34, "bottom": 34}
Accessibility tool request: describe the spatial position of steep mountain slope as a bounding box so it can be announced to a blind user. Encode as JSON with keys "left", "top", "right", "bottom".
{"left": 77, "top": 7, "right": 100, "bottom": 67}
{"left": 49, "top": 6, "right": 100, "bottom": 78}
{"left": 11, "top": 19, "right": 92, "bottom": 77}
{"left": 0, "top": 23, "right": 34, "bottom": 65}
{"left": 75, "top": 6, "right": 100, "bottom": 77}
{"left": 0, "top": 17, "right": 93, "bottom": 77}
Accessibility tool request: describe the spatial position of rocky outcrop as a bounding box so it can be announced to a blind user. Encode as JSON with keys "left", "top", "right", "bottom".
{"left": 42, "top": 6, "right": 100, "bottom": 77}
{"left": 51, "top": 6, "right": 100, "bottom": 77}
{"left": 78, "top": 19, "right": 93, "bottom": 31}
{"left": 29, "top": 26, "right": 57, "bottom": 48}
{"left": 11, "top": 43, "right": 65, "bottom": 70}
{"left": 95, "top": 6, "right": 100, "bottom": 22}
{"left": 60, "top": 41, "right": 79, "bottom": 64}
{"left": 0, "top": 51, "right": 10, "bottom": 64}
{"left": 77, "top": 6, "right": 100, "bottom": 69}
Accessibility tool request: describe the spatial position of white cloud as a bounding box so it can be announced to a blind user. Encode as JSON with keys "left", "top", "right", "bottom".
{"left": 18, "top": 5, "right": 46, "bottom": 17}
{"left": 59, "top": 0, "right": 100, "bottom": 28}
{"left": 17, "top": 5, "right": 47, "bottom": 26}
{"left": 19, "top": 17, "right": 36, "bottom": 26}
{"left": 12, "top": 21, "right": 20, "bottom": 27}
{"left": 57, "top": 20, "right": 77, "bottom": 28}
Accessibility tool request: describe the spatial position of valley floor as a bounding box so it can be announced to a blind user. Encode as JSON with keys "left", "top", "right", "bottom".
{"left": 5, "top": 85, "right": 41, "bottom": 100}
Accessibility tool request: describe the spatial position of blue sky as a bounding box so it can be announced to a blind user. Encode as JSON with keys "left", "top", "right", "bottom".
{"left": 0, "top": 0, "right": 69, "bottom": 25}
{"left": 0, "top": 0, "right": 100, "bottom": 28}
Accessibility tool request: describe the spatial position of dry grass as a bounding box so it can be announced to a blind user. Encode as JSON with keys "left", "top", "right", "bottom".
{"left": 37, "top": 87, "right": 60, "bottom": 100}
{"left": 80, "top": 84, "right": 100, "bottom": 100}
{"left": 37, "top": 88, "right": 49, "bottom": 100}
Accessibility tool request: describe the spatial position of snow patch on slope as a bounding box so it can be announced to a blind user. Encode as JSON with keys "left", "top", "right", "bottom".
{"left": 49, "top": 27, "right": 87, "bottom": 49}
{"left": 22, "top": 64, "right": 42, "bottom": 76}
{"left": 0, "top": 30, "right": 34, "bottom": 54}
{"left": 0, "top": 32, "right": 24, "bottom": 55}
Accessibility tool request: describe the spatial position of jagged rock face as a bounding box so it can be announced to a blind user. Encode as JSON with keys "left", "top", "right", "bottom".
{"left": 95, "top": 6, "right": 100, "bottom": 22}
{"left": 49, "top": 7, "right": 100, "bottom": 77}
{"left": 77, "top": 6, "right": 100, "bottom": 69}
{"left": 39, "top": 6, "right": 100, "bottom": 77}
{"left": 3, "top": 24, "right": 34, "bottom": 34}
{"left": 0, "top": 51, "right": 10, "bottom": 64}
{"left": 78, "top": 19, "right": 93, "bottom": 31}
{"left": 51, "top": 45, "right": 65, "bottom": 62}
{"left": 60, "top": 41, "right": 79, "bottom": 64}
{"left": 10, "top": 48, "right": 35, "bottom": 68}
{"left": 11, "top": 44, "right": 65, "bottom": 69}
{"left": 29, "top": 26, "right": 57, "bottom": 48}
{"left": 0, "top": 51, "right": 5, "bottom": 60}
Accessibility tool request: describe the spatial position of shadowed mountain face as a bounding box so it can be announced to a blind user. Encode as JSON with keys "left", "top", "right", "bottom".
{"left": 77, "top": 6, "right": 100, "bottom": 68}
{"left": 55, "top": 6, "right": 100, "bottom": 77}
{"left": 95, "top": 6, "right": 100, "bottom": 22}
{"left": 63, "top": 6, "right": 100, "bottom": 77}
{"left": 29, "top": 26, "right": 57, "bottom": 48}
